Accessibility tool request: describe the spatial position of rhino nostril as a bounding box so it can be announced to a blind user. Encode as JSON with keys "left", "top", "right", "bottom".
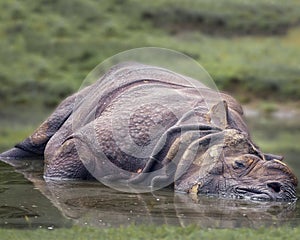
{"left": 267, "top": 182, "right": 282, "bottom": 193}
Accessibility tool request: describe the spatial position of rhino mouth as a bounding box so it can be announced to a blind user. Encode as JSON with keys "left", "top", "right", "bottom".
{"left": 234, "top": 184, "right": 297, "bottom": 202}
{"left": 235, "top": 187, "right": 271, "bottom": 201}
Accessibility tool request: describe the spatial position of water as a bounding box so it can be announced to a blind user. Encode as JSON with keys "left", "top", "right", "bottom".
{"left": 0, "top": 113, "right": 300, "bottom": 229}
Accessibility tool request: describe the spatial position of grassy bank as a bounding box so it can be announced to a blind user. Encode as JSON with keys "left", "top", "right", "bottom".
{"left": 1, "top": 225, "right": 300, "bottom": 240}
{"left": 0, "top": 0, "right": 300, "bottom": 110}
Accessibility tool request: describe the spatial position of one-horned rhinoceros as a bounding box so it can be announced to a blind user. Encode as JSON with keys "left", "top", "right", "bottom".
{"left": 0, "top": 62, "right": 297, "bottom": 201}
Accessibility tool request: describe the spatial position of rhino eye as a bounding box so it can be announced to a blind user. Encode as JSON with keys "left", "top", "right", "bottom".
{"left": 233, "top": 160, "right": 246, "bottom": 169}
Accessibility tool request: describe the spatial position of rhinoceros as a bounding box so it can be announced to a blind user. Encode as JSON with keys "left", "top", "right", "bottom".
{"left": 0, "top": 62, "right": 297, "bottom": 201}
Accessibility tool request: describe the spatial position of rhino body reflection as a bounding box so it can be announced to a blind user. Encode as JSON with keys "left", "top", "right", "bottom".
{"left": 3, "top": 159, "right": 295, "bottom": 229}
{"left": 33, "top": 179, "right": 298, "bottom": 228}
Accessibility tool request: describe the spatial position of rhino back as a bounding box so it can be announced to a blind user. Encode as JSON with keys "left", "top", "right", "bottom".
{"left": 69, "top": 66, "right": 244, "bottom": 174}
{"left": 44, "top": 62, "right": 248, "bottom": 179}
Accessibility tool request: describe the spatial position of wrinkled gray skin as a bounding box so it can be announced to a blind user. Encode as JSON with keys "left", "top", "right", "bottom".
{"left": 0, "top": 62, "right": 297, "bottom": 201}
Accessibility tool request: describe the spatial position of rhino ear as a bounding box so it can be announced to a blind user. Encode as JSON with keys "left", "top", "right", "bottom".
{"left": 209, "top": 100, "right": 229, "bottom": 129}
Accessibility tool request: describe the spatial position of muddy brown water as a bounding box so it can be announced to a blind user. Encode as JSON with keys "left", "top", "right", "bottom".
{"left": 0, "top": 113, "right": 300, "bottom": 229}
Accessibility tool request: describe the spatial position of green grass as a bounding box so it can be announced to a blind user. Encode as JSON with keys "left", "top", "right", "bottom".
{"left": 1, "top": 225, "right": 300, "bottom": 240}
{"left": 253, "top": 129, "right": 300, "bottom": 154}
{"left": 247, "top": 113, "right": 300, "bottom": 154}
{"left": 0, "top": 0, "right": 300, "bottom": 110}
{"left": 139, "top": 0, "right": 300, "bottom": 36}
{"left": 0, "top": 126, "right": 35, "bottom": 152}
{"left": 0, "top": 106, "right": 50, "bottom": 152}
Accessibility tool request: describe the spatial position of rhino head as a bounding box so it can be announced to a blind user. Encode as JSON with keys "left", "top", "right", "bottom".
{"left": 174, "top": 103, "right": 297, "bottom": 202}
